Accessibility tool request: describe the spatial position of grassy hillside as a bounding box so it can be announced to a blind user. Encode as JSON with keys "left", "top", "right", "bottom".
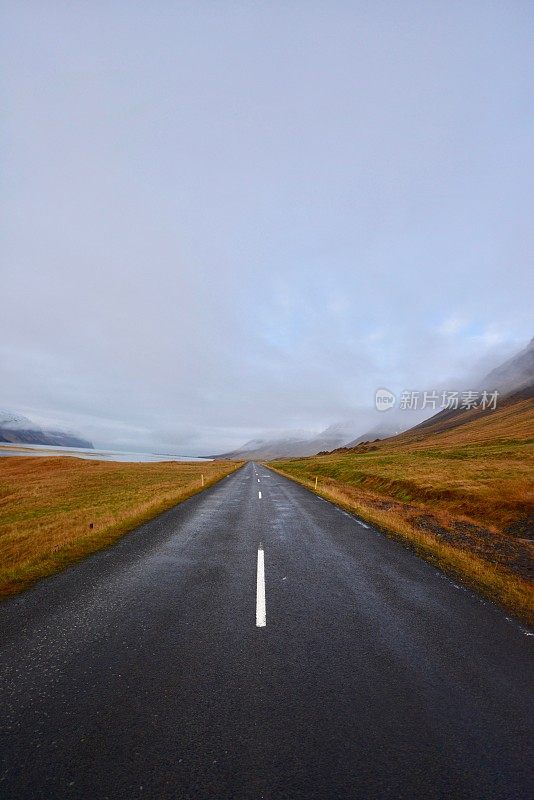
{"left": 270, "top": 399, "right": 534, "bottom": 623}
{"left": 0, "top": 457, "right": 240, "bottom": 598}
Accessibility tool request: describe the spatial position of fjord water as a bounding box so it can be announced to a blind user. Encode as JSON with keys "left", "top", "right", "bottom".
{"left": 0, "top": 443, "right": 211, "bottom": 463}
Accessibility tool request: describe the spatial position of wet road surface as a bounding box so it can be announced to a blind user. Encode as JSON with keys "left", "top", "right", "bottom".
{"left": 1, "top": 462, "right": 533, "bottom": 799}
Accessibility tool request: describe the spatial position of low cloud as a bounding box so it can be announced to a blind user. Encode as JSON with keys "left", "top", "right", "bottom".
{"left": 2, "top": 3, "right": 532, "bottom": 454}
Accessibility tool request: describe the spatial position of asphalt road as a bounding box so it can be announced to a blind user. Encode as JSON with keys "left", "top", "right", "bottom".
{"left": 1, "top": 462, "right": 532, "bottom": 799}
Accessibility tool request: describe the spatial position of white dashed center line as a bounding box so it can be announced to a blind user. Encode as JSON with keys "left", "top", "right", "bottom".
{"left": 258, "top": 491, "right": 262, "bottom": 499}
{"left": 256, "top": 546, "right": 266, "bottom": 627}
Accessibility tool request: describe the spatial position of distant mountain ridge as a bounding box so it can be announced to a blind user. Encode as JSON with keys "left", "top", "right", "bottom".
{"left": 214, "top": 420, "right": 408, "bottom": 461}
{"left": 0, "top": 410, "right": 93, "bottom": 449}
{"left": 344, "top": 423, "right": 403, "bottom": 448}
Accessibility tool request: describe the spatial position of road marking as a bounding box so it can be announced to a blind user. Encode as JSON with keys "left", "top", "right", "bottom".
{"left": 258, "top": 491, "right": 262, "bottom": 499}
{"left": 256, "top": 546, "right": 266, "bottom": 627}
{"left": 359, "top": 522, "right": 369, "bottom": 528}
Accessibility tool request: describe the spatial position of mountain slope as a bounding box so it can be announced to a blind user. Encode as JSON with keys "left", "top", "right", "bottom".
{"left": 483, "top": 336, "right": 534, "bottom": 396}
{"left": 404, "top": 337, "right": 534, "bottom": 441}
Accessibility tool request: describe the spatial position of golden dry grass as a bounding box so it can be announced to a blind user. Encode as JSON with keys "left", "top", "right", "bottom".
{"left": 0, "top": 456, "right": 241, "bottom": 597}
{"left": 269, "top": 399, "right": 534, "bottom": 624}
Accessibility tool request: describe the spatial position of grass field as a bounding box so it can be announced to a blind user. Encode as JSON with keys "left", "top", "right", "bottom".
{"left": 270, "top": 399, "right": 534, "bottom": 624}
{"left": 0, "top": 456, "right": 240, "bottom": 598}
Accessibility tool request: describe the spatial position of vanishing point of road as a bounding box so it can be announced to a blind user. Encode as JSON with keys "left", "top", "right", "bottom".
{"left": 0, "top": 462, "right": 532, "bottom": 799}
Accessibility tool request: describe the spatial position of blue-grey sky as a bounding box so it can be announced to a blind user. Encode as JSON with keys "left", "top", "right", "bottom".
{"left": 2, "top": 1, "right": 533, "bottom": 453}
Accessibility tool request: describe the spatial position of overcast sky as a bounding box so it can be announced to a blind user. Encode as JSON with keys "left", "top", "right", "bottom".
{"left": 2, "top": 2, "right": 533, "bottom": 454}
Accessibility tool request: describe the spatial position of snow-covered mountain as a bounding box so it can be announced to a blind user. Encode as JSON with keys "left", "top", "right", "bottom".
{"left": 0, "top": 410, "right": 94, "bottom": 449}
